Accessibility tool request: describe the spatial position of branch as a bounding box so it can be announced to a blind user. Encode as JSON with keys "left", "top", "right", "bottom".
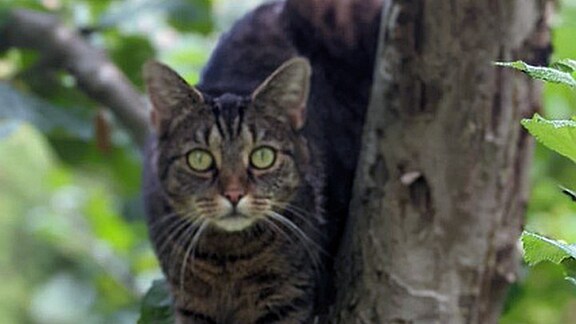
{"left": 1, "top": 9, "right": 150, "bottom": 148}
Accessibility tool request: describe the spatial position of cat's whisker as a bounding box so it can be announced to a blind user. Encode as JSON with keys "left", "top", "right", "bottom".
{"left": 148, "top": 211, "right": 182, "bottom": 230}
{"left": 261, "top": 217, "right": 295, "bottom": 245}
{"left": 157, "top": 215, "right": 202, "bottom": 259}
{"left": 269, "top": 212, "right": 323, "bottom": 253}
{"left": 164, "top": 216, "right": 206, "bottom": 280}
{"left": 252, "top": 195, "right": 272, "bottom": 200}
{"left": 165, "top": 222, "right": 194, "bottom": 278}
{"left": 196, "top": 203, "right": 210, "bottom": 208}
{"left": 153, "top": 216, "right": 191, "bottom": 254}
{"left": 270, "top": 202, "right": 325, "bottom": 239}
{"left": 265, "top": 212, "right": 323, "bottom": 283}
{"left": 283, "top": 203, "right": 318, "bottom": 218}
{"left": 159, "top": 223, "right": 194, "bottom": 279}
{"left": 282, "top": 203, "right": 321, "bottom": 223}
{"left": 179, "top": 219, "right": 209, "bottom": 294}
{"left": 265, "top": 211, "right": 324, "bottom": 270}
{"left": 262, "top": 216, "right": 324, "bottom": 279}
{"left": 251, "top": 198, "right": 269, "bottom": 206}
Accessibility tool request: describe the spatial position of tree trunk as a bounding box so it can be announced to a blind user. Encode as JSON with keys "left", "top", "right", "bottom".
{"left": 333, "top": 0, "right": 552, "bottom": 323}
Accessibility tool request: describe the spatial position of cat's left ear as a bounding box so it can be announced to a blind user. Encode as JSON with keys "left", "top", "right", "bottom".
{"left": 144, "top": 60, "right": 204, "bottom": 134}
{"left": 251, "top": 57, "right": 311, "bottom": 130}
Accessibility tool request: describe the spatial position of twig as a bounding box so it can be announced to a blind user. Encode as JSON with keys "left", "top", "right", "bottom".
{"left": 1, "top": 9, "right": 150, "bottom": 148}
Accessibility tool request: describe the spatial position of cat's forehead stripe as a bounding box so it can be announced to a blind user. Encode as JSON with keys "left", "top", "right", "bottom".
{"left": 193, "top": 128, "right": 206, "bottom": 144}
{"left": 211, "top": 93, "right": 248, "bottom": 141}
{"left": 248, "top": 125, "right": 258, "bottom": 143}
{"left": 214, "top": 113, "right": 247, "bottom": 141}
{"left": 256, "top": 128, "right": 274, "bottom": 142}
{"left": 240, "top": 124, "right": 253, "bottom": 145}
{"left": 208, "top": 125, "right": 222, "bottom": 146}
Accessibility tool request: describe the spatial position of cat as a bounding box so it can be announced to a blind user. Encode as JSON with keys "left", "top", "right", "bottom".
{"left": 143, "top": 0, "right": 382, "bottom": 323}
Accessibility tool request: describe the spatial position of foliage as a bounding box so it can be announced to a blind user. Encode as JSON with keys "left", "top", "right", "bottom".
{"left": 0, "top": 0, "right": 265, "bottom": 322}
{"left": 2, "top": 0, "right": 576, "bottom": 323}
{"left": 495, "top": 1, "right": 576, "bottom": 322}
{"left": 497, "top": 68, "right": 576, "bottom": 284}
{"left": 494, "top": 60, "right": 576, "bottom": 87}
{"left": 0, "top": 0, "right": 219, "bottom": 323}
{"left": 497, "top": 2, "right": 576, "bottom": 322}
{"left": 497, "top": 63, "right": 576, "bottom": 321}
{"left": 513, "top": 108, "right": 576, "bottom": 297}
{"left": 521, "top": 231, "right": 576, "bottom": 285}
{"left": 521, "top": 114, "right": 576, "bottom": 164}
{"left": 138, "top": 280, "right": 173, "bottom": 324}
{"left": 0, "top": 83, "right": 91, "bottom": 139}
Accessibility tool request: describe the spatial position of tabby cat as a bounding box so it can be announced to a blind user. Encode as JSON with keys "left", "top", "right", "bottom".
{"left": 143, "top": 0, "right": 382, "bottom": 323}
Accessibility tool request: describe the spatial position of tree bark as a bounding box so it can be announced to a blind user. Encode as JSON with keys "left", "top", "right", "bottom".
{"left": 333, "top": 0, "right": 552, "bottom": 323}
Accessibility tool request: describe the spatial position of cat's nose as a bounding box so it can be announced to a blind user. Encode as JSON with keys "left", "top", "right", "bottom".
{"left": 221, "top": 174, "right": 246, "bottom": 206}
{"left": 224, "top": 188, "right": 244, "bottom": 205}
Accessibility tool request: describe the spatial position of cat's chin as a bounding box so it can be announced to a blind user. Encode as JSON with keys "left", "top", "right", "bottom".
{"left": 212, "top": 215, "right": 256, "bottom": 232}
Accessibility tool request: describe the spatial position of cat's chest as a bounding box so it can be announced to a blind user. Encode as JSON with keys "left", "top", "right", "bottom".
{"left": 190, "top": 237, "right": 291, "bottom": 280}
{"left": 174, "top": 240, "right": 305, "bottom": 323}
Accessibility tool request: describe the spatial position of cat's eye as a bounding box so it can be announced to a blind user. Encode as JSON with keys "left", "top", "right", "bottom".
{"left": 250, "top": 146, "right": 277, "bottom": 170}
{"left": 186, "top": 149, "right": 214, "bottom": 172}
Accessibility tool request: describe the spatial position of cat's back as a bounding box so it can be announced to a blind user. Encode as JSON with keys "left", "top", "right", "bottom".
{"left": 198, "top": 1, "right": 297, "bottom": 97}
{"left": 198, "top": 0, "right": 383, "bottom": 238}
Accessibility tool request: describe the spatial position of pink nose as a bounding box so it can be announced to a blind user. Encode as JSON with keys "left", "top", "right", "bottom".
{"left": 224, "top": 188, "right": 244, "bottom": 205}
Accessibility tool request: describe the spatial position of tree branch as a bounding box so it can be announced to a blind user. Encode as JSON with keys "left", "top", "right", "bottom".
{"left": 1, "top": 9, "right": 150, "bottom": 148}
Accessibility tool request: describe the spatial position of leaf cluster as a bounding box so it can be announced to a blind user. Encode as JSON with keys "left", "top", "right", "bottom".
{"left": 0, "top": 0, "right": 218, "bottom": 322}
{"left": 521, "top": 232, "right": 576, "bottom": 286}
{"left": 498, "top": 58, "right": 576, "bottom": 289}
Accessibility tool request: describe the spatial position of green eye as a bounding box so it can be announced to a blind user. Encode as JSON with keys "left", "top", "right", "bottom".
{"left": 186, "top": 149, "right": 214, "bottom": 172}
{"left": 250, "top": 146, "right": 277, "bottom": 170}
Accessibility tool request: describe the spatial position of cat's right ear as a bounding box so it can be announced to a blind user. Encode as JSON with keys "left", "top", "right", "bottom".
{"left": 144, "top": 60, "right": 204, "bottom": 134}
{"left": 251, "top": 57, "right": 311, "bottom": 130}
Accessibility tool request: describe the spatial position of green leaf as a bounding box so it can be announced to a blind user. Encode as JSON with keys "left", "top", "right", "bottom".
{"left": 0, "top": 83, "right": 92, "bottom": 139}
{"left": 97, "top": 0, "right": 214, "bottom": 34}
{"left": 0, "top": 6, "right": 9, "bottom": 31}
{"left": 521, "top": 113, "right": 576, "bottom": 163}
{"left": 522, "top": 231, "right": 576, "bottom": 264}
{"left": 85, "top": 0, "right": 113, "bottom": 18}
{"left": 562, "top": 258, "right": 576, "bottom": 287}
{"left": 495, "top": 60, "right": 576, "bottom": 87}
{"left": 550, "top": 59, "right": 576, "bottom": 73}
{"left": 560, "top": 186, "right": 576, "bottom": 202}
{"left": 108, "top": 35, "right": 155, "bottom": 89}
{"left": 167, "top": 0, "right": 214, "bottom": 34}
{"left": 84, "top": 188, "right": 136, "bottom": 254}
{"left": 138, "top": 279, "right": 174, "bottom": 324}
{"left": 521, "top": 231, "right": 576, "bottom": 285}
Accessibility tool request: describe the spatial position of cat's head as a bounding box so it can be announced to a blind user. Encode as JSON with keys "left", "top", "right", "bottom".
{"left": 144, "top": 58, "right": 311, "bottom": 232}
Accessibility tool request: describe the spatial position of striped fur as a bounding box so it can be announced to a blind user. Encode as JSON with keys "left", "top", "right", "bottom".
{"left": 144, "top": 0, "right": 383, "bottom": 322}
{"left": 144, "top": 58, "right": 325, "bottom": 323}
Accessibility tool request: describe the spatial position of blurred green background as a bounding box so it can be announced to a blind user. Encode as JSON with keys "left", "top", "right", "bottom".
{"left": 0, "top": 0, "right": 575, "bottom": 323}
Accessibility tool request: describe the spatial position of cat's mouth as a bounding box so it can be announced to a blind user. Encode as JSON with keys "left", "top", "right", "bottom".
{"left": 213, "top": 211, "right": 256, "bottom": 232}
{"left": 220, "top": 211, "right": 248, "bottom": 219}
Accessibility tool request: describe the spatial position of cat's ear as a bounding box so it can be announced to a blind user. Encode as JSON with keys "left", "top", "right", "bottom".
{"left": 144, "top": 60, "right": 204, "bottom": 134}
{"left": 251, "top": 57, "right": 311, "bottom": 130}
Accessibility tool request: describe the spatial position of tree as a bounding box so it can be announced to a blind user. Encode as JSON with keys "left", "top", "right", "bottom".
{"left": 333, "top": 1, "right": 553, "bottom": 322}
{"left": 0, "top": 0, "right": 555, "bottom": 322}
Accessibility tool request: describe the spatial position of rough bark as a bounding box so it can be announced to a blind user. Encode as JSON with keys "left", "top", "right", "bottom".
{"left": 333, "top": 0, "right": 552, "bottom": 323}
{"left": 1, "top": 10, "right": 150, "bottom": 147}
